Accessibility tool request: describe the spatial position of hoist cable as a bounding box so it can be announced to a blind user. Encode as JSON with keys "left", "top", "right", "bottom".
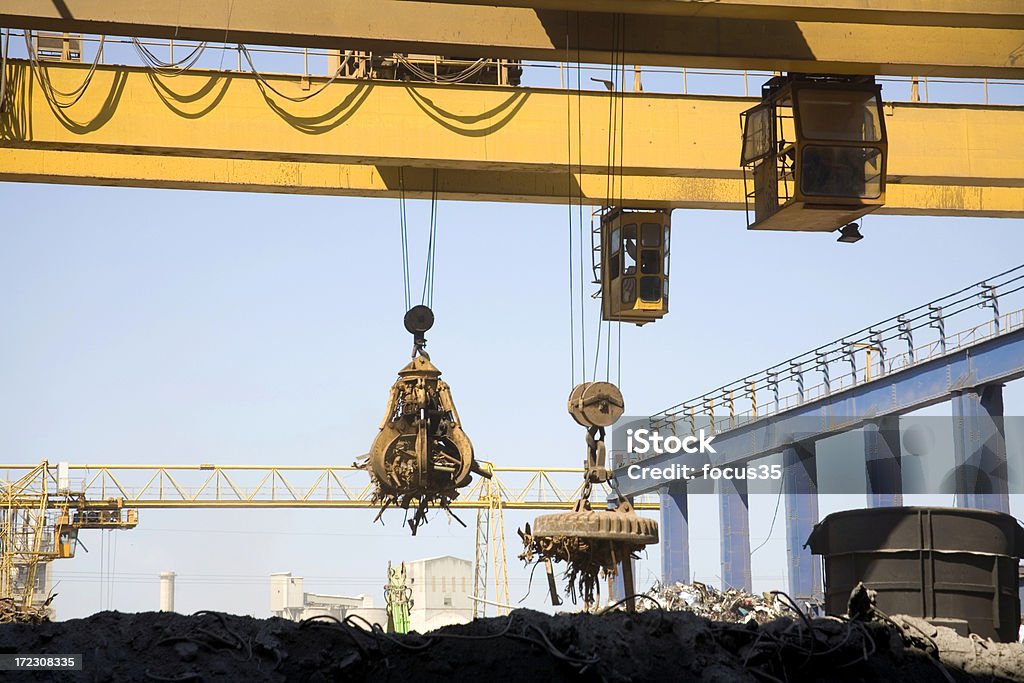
{"left": 239, "top": 44, "right": 345, "bottom": 102}
{"left": 617, "top": 322, "right": 623, "bottom": 387}
{"left": 603, "top": 14, "right": 619, "bottom": 222}
{"left": 564, "top": 17, "right": 577, "bottom": 389}
{"left": 396, "top": 169, "right": 439, "bottom": 314}
{"left": 399, "top": 168, "right": 412, "bottom": 312}
{"left": 393, "top": 55, "right": 489, "bottom": 84}
{"left": 420, "top": 169, "right": 440, "bottom": 308}
{"left": 616, "top": 17, "right": 626, "bottom": 390}
{"left": 592, "top": 306, "right": 604, "bottom": 382}
{"left": 1, "top": 28, "right": 9, "bottom": 112}
{"left": 574, "top": 14, "right": 587, "bottom": 382}
{"left": 23, "top": 30, "right": 106, "bottom": 109}
{"left": 595, "top": 13, "right": 627, "bottom": 386}
{"left": 132, "top": 37, "right": 207, "bottom": 76}
{"left": 606, "top": 320, "right": 612, "bottom": 381}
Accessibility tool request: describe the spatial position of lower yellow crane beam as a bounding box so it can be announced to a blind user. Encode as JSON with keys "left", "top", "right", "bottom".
{"left": 1, "top": 0, "right": 1022, "bottom": 77}
{"left": 3, "top": 148, "right": 1020, "bottom": 216}
{"left": 2, "top": 62, "right": 1022, "bottom": 216}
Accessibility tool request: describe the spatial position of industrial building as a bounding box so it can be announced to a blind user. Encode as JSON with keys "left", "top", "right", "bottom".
{"left": 268, "top": 557, "right": 473, "bottom": 632}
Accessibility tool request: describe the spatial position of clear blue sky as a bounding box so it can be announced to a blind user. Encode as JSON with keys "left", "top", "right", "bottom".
{"left": 2, "top": 181, "right": 1022, "bottom": 619}
{"left": 2, "top": 37, "right": 1023, "bottom": 619}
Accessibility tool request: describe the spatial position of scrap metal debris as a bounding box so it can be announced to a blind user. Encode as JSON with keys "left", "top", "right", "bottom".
{"left": 0, "top": 596, "right": 51, "bottom": 624}
{"left": 643, "top": 581, "right": 789, "bottom": 624}
{"left": 358, "top": 306, "right": 490, "bottom": 535}
{"left": 518, "top": 500, "right": 657, "bottom": 608}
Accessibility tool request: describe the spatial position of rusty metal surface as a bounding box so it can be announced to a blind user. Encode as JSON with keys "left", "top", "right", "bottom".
{"left": 531, "top": 508, "right": 659, "bottom": 544}
{"left": 645, "top": 581, "right": 789, "bottom": 624}
{"left": 520, "top": 383, "right": 659, "bottom": 609}
{"left": 360, "top": 308, "right": 488, "bottom": 534}
{"left": 0, "top": 596, "right": 50, "bottom": 624}
{"left": 568, "top": 382, "right": 624, "bottom": 429}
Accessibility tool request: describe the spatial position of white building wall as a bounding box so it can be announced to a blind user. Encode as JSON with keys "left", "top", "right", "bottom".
{"left": 270, "top": 557, "right": 473, "bottom": 632}
{"left": 406, "top": 556, "right": 473, "bottom": 632}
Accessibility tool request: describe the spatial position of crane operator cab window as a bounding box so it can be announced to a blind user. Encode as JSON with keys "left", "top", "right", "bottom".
{"left": 797, "top": 89, "right": 884, "bottom": 199}
{"left": 54, "top": 514, "right": 78, "bottom": 559}
{"left": 740, "top": 75, "right": 887, "bottom": 233}
{"left": 600, "top": 208, "right": 670, "bottom": 325}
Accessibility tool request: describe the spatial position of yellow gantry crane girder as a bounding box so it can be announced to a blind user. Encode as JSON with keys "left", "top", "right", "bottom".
{"left": 2, "top": 61, "right": 1022, "bottom": 215}
{"left": 2, "top": 0, "right": 1021, "bottom": 77}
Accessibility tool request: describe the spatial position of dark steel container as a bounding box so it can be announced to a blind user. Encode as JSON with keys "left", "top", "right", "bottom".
{"left": 807, "top": 506, "right": 1024, "bottom": 642}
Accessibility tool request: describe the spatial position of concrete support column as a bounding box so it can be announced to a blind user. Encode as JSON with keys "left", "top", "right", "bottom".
{"left": 159, "top": 571, "right": 176, "bottom": 612}
{"left": 783, "top": 443, "right": 821, "bottom": 603}
{"left": 865, "top": 416, "right": 903, "bottom": 508}
{"left": 659, "top": 481, "right": 690, "bottom": 586}
{"left": 952, "top": 384, "right": 1009, "bottom": 513}
{"left": 719, "top": 475, "right": 752, "bottom": 592}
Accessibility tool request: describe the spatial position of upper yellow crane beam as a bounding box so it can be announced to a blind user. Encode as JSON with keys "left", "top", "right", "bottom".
{"left": 401, "top": 0, "right": 1023, "bottom": 29}
{"left": 2, "top": 62, "right": 1022, "bottom": 217}
{"left": 1, "top": 462, "right": 659, "bottom": 511}
{"left": 1, "top": 0, "right": 1022, "bottom": 78}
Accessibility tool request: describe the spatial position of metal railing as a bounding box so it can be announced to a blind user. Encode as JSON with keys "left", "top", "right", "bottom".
{"left": 651, "top": 265, "right": 1024, "bottom": 435}
{"left": 4, "top": 30, "right": 1022, "bottom": 107}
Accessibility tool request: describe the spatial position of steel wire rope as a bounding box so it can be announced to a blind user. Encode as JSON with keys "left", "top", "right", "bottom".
{"left": 396, "top": 169, "right": 439, "bottom": 312}
{"left": 238, "top": 44, "right": 346, "bottom": 102}
{"left": 1, "top": 28, "right": 9, "bottom": 112}
{"left": 393, "top": 55, "right": 489, "bottom": 84}
{"left": 131, "top": 37, "right": 207, "bottom": 76}
{"left": 565, "top": 15, "right": 577, "bottom": 388}
{"left": 598, "top": 13, "right": 626, "bottom": 385}
{"left": 23, "top": 30, "right": 106, "bottom": 109}
{"left": 399, "top": 168, "right": 412, "bottom": 311}
{"left": 575, "top": 14, "right": 587, "bottom": 382}
{"left": 420, "top": 169, "right": 440, "bottom": 308}
{"left": 217, "top": 0, "right": 235, "bottom": 71}
{"left": 617, "top": 322, "right": 622, "bottom": 386}
{"left": 615, "top": 16, "right": 626, "bottom": 390}
{"left": 606, "top": 320, "right": 612, "bottom": 381}
{"left": 750, "top": 469, "right": 785, "bottom": 556}
{"left": 395, "top": 55, "right": 486, "bottom": 83}
{"left": 615, "top": 16, "right": 627, "bottom": 385}
{"left": 592, "top": 305, "right": 605, "bottom": 381}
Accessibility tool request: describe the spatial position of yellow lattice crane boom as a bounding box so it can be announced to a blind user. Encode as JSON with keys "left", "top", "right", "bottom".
{"left": 0, "top": 461, "right": 657, "bottom": 613}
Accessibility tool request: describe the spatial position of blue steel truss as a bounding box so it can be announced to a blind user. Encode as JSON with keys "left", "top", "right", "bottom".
{"left": 615, "top": 325, "right": 1024, "bottom": 497}
{"left": 615, "top": 264, "right": 1024, "bottom": 498}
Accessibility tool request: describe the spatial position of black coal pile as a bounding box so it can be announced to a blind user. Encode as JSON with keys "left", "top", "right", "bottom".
{"left": 0, "top": 608, "right": 1014, "bottom": 682}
